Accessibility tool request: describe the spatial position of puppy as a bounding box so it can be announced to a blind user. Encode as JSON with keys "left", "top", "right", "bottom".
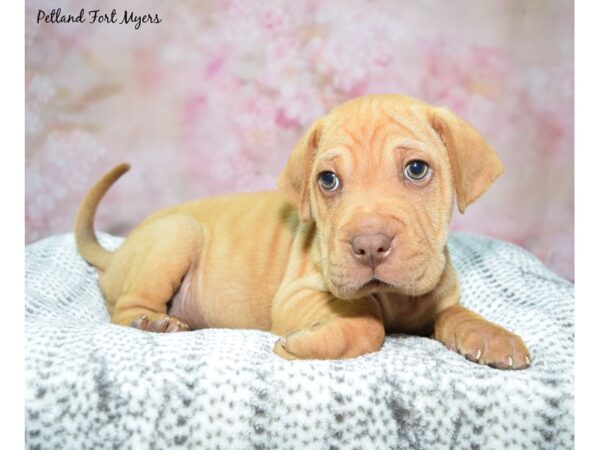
{"left": 75, "top": 94, "right": 530, "bottom": 369}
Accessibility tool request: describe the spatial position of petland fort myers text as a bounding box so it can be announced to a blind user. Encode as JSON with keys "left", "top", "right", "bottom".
{"left": 36, "top": 8, "right": 162, "bottom": 30}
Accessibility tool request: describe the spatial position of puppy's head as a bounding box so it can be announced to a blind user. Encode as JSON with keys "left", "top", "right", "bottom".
{"left": 278, "top": 94, "right": 503, "bottom": 299}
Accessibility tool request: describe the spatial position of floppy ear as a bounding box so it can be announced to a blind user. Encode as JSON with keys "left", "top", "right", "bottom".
{"left": 277, "top": 119, "right": 323, "bottom": 221}
{"left": 429, "top": 107, "right": 504, "bottom": 213}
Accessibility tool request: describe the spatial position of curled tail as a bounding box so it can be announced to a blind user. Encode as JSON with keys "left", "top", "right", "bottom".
{"left": 75, "top": 163, "right": 130, "bottom": 271}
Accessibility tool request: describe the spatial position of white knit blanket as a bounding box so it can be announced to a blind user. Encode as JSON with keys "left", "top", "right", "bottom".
{"left": 25, "top": 233, "right": 574, "bottom": 450}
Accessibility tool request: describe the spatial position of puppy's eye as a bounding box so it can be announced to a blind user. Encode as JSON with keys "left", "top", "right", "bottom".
{"left": 318, "top": 171, "right": 340, "bottom": 192}
{"left": 404, "top": 160, "right": 430, "bottom": 181}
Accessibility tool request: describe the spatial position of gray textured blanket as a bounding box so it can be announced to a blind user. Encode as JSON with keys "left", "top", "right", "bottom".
{"left": 25, "top": 233, "right": 573, "bottom": 450}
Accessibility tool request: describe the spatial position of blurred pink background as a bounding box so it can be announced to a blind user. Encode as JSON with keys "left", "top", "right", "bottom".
{"left": 25, "top": 0, "right": 573, "bottom": 280}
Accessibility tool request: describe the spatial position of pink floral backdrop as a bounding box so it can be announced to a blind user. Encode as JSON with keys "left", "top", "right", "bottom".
{"left": 25, "top": 0, "right": 574, "bottom": 280}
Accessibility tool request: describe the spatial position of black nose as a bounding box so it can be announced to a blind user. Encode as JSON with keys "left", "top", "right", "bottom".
{"left": 351, "top": 233, "right": 393, "bottom": 268}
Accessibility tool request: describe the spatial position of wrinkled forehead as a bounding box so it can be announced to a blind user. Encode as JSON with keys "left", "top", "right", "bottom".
{"left": 315, "top": 104, "right": 443, "bottom": 165}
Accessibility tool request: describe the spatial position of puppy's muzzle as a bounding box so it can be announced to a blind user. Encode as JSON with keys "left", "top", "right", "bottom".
{"left": 351, "top": 233, "right": 393, "bottom": 268}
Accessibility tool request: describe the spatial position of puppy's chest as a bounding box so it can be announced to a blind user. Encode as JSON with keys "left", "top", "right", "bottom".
{"left": 375, "top": 292, "right": 437, "bottom": 334}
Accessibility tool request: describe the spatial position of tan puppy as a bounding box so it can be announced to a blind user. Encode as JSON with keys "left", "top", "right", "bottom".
{"left": 75, "top": 94, "right": 530, "bottom": 369}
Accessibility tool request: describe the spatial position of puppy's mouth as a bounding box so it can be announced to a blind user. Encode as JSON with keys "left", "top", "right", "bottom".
{"left": 359, "top": 278, "right": 394, "bottom": 291}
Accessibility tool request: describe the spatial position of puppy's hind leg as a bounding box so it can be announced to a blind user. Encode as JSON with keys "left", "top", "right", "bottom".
{"left": 102, "top": 214, "right": 204, "bottom": 333}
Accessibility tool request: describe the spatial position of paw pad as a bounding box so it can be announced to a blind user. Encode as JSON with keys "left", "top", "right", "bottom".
{"left": 131, "top": 315, "right": 190, "bottom": 333}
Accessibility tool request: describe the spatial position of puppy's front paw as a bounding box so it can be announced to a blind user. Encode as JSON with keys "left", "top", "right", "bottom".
{"left": 131, "top": 315, "right": 190, "bottom": 333}
{"left": 273, "top": 324, "right": 332, "bottom": 361}
{"left": 450, "top": 320, "right": 530, "bottom": 370}
{"left": 274, "top": 321, "right": 357, "bottom": 361}
{"left": 434, "top": 305, "right": 531, "bottom": 370}
{"left": 273, "top": 318, "right": 384, "bottom": 361}
{"left": 273, "top": 336, "right": 299, "bottom": 361}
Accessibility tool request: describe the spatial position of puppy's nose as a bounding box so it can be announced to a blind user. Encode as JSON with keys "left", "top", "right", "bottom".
{"left": 351, "top": 233, "right": 393, "bottom": 268}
